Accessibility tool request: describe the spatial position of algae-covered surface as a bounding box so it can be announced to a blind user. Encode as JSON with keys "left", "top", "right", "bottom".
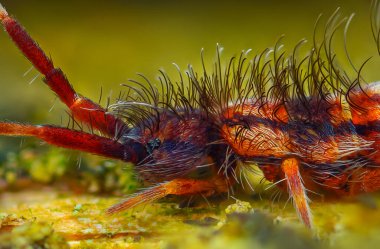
{"left": 1, "top": 188, "right": 380, "bottom": 249}
{"left": 1, "top": 149, "right": 380, "bottom": 249}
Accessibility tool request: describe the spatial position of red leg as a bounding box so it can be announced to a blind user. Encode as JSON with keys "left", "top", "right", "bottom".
{"left": 107, "top": 177, "right": 228, "bottom": 214}
{"left": 0, "top": 122, "right": 139, "bottom": 162}
{"left": 0, "top": 5, "right": 126, "bottom": 137}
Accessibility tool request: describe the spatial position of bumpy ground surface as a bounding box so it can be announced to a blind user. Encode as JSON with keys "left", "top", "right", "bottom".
{"left": 1, "top": 185, "right": 380, "bottom": 249}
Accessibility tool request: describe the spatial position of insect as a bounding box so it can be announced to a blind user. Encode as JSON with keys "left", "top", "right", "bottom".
{"left": 1, "top": 2, "right": 380, "bottom": 229}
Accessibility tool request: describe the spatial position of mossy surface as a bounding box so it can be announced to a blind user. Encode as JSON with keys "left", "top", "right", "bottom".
{"left": 1, "top": 186, "right": 380, "bottom": 248}
{"left": 1, "top": 148, "right": 380, "bottom": 248}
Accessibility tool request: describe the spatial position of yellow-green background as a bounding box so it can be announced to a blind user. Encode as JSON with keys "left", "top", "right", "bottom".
{"left": 0, "top": 0, "right": 378, "bottom": 124}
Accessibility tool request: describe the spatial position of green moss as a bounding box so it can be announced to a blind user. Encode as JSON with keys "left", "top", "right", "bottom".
{"left": 28, "top": 149, "right": 69, "bottom": 183}
{"left": 1, "top": 191, "right": 380, "bottom": 248}
{"left": 0, "top": 147, "right": 137, "bottom": 194}
{"left": 225, "top": 200, "right": 253, "bottom": 215}
{"left": 0, "top": 220, "right": 69, "bottom": 249}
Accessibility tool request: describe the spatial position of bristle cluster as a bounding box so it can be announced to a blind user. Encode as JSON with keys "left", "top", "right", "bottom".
{"left": 110, "top": 7, "right": 376, "bottom": 132}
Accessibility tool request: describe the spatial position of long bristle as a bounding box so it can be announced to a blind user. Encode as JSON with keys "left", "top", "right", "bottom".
{"left": 106, "top": 184, "right": 168, "bottom": 214}
{"left": 0, "top": 3, "right": 8, "bottom": 20}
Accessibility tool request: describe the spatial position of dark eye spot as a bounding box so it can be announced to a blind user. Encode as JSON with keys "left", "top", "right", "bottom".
{"left": 146, "top": 138, "right": 161, "bottom": 154}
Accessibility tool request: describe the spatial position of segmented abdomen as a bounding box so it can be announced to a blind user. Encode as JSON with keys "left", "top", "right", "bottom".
{"left": 349, "top": 82, "right": 380, "bottom": 163}
{"left": 221, "top": 82, "right": 380, "bottom": 196}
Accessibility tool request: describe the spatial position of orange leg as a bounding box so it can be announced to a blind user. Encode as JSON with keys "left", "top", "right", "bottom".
{"left": 107, "top": 178, "right": 228, "bottom": 214}
{"left": 0, "top": 5, "right": 126, "bottom": 137}
{"left": 281, "top": 158, "right": 313, "bottom": 228}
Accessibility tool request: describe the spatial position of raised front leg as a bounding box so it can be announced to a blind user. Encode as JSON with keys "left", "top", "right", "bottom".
{"left": 0, "top": 4, "right": 126, "bottom": 138}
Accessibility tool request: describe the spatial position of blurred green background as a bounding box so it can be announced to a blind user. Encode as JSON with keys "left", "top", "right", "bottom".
{"left": 0, "top": 0, "right": 379, "bottom": 157}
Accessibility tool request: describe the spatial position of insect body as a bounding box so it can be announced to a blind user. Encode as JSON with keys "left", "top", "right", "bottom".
{"left": 0, "top": 3, "right": 380, "bottom": 228}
